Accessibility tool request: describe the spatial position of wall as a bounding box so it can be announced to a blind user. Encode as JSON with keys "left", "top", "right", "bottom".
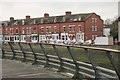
{"left": 85, "top": 13, "right": 103, "bottom": 40}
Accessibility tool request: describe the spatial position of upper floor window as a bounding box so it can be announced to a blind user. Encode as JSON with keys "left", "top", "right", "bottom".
{"left": 33, "top": 27, "right": 36, "bottom": 33}
{"left": 92, "top": 18, "right": 97, "bottom": 23}
{"left": 5, "top": 28, "right": 8, "bottom": 34}
{"left": 10, "top": 28, "right": 14, "bottom": 34}
{"left": 26, "top": 27, "right": 31, "bottom": 34}
{"left": 16, "top": 28, "right": 18, "bottom": 34}
{"left": 41, "top": 27, "right": 44, "bottom": 33}
{"left": 95, "top": 26, "right": 97, "bottom": 31}
{"left": 69, "top": 26, "right": 75, "bottom": 32}
{"left": 78, "top": 26, "right": 81, "bottom": 32}
{"left": 22, "top": 28, "right": 25, "bottom": 34}
{"left": 46, "top": 27, "right": 49, "bottom": 33}
{"left": 63, "top": 26, "right": 66, "bottom": 32}
{"left": 54, "top": 26, "right": 57, "bottom": 33}
{"left": 92, "top": 26, "right": 97, "bottom": 31}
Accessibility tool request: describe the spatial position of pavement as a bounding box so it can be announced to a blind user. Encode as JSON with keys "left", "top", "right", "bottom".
{"left": 2, "top": 59, "right": 72, "bottom": 79}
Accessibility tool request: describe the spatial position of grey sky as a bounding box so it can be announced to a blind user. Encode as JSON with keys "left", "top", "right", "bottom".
{"left": 0, "top": 0, "right": 119, "bottom": 21}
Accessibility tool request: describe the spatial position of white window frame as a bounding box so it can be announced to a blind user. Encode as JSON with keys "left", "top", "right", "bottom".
{"left": 54, "top": 26, "right": 57, "bottom": 33}
{"left": 5, "top": 28, "right": 8, "bottom": 34}
{"left": 92, "top": 26, "right": 97, "bottom": 31}
{"left": 78, "top": 26, "right": 81, "bottom": 32}
{"left": 92, "top": 35, "right": 97, "bottom": 40}
{"left": 69, "top": 26, "right": 75, "bottom": 32}
{"left": 92, "top": 26, "right": 94, "bottom": 31}
{"left": 95, "top": 26, "right": 97, "bottom": 31}
{"left": 63, "top": 26, "right": 66, "bottom": 32}
{"left": 92, "top": 18, "right": 97, "bottom": 23}
{"left": 41, "top": 27, "right": 44, "bottom": 33}
{"left": 16, "top": 28, "right": 19, "bottom": 34}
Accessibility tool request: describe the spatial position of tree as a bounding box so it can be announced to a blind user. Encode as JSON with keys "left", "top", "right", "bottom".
{"left": 110, "top": 19, "right": 118, "bottom": 40}
{"left": 104, "top": 16, "right": 119, "bottom": 41}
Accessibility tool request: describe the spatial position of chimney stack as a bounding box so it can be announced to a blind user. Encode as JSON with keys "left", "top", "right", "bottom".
{"left": 10, "top": 17, "right": 14, "bottom": 21}
{"left": 65, "top": 11, "right": 72, "bottom": 16}
{"left": 44, "top": 13, "right": 49, "bottom": 18}
{"left": 26, "top": 15, "right": 30, "bottom": 20}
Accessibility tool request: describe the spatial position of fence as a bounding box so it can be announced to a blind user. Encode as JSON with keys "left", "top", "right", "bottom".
{"left": 2, "top": 42, "right": 120, "bottom": 80}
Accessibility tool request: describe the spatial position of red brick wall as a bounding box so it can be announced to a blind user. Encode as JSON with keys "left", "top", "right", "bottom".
{"left": 85, "top": 13, "right": 103, "bottom": 40}
{"left": 59, "top": 22, "right": 85, "bottom": 34}
{"left": 38, "top": 22, "right": 85, "bottom": 37}
{"left": 2, "top": 13, "right": 103, "bottom": 42}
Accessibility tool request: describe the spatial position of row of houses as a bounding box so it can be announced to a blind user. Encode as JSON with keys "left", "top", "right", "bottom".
{"left": 1, "top": 11, "right": 103, "bottom": 43}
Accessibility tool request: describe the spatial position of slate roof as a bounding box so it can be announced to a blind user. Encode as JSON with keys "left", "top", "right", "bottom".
{"left": 1, "top": 13, "right": 93, "bottom": 27}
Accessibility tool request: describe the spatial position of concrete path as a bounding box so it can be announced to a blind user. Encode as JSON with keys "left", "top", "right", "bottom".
{"left": 2, "top": 59, "right": 71, "bottom": 79}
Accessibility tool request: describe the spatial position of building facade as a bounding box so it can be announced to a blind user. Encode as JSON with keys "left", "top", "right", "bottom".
{"left": 1, "top": 11, "right": 103, "bottom": 43}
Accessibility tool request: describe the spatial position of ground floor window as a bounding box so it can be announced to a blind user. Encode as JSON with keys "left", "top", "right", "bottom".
{"left": 5, "top": 36, "right": 10, "bottom": 40}
{"left": 14, "top": 36, "right": 19, "bottom": 40}
{"left": 32, "top": 36, "right": 38, "bottom": 40}
{"left": 92, "top": 35, "right": 97, "bottom": 40}
{"left": 52, "top": 34, "right": 59, "bottom": 40}
{"left": 39, "top": 35, "right": 46, "bottom": 41}
{"left": 62, "top": 35, "right": 68, "bottom": 40}
{"left": 21, "top": 35, "right": 26, "bottom": 41}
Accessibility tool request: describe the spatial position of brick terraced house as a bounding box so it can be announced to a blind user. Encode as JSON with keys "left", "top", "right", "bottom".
{"left": 1, "top": 11, "right": 103, "bottom": 43}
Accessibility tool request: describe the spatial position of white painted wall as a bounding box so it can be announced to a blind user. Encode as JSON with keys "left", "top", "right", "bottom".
{"left": 94, "top": 37, "right": 108, "bottom": 45}
{"left": 52, "top": 34, "right": 59, "bottom": 40}
{"left": 14, "top": 35, "right": 19, "bottom": 42}
{"left": 21, "top": 35, "right": 26, "bottom": 42}
{"left": 103, "top": 28, "right": 110, "bottom": 37}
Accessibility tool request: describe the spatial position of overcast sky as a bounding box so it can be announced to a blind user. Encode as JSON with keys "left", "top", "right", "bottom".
{"left": 0, "top": 0, "right": 120, "bottom": 21}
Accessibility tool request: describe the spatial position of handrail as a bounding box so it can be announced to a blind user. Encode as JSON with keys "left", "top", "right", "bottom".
{"left": 9, "top": 41, "right": 120, "bottom": 53}
{"left": 2, "top": 41, "right": 120, "bottom": 79}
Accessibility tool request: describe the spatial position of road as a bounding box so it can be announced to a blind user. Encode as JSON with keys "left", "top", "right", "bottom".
{"left": 2, "top": 59, "right": 72, "bottom": 79}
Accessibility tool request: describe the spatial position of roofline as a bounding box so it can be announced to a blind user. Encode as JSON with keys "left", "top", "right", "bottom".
{"left": 2, "top": 12, "right": 95, "bottom": 22}
{"left": 84, "top": 13, "right": 103, "bottom": 22}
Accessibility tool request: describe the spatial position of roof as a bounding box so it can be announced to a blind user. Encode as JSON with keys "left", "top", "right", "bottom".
{"left": 1, "top": 13, "right": 94, "bottom": 26}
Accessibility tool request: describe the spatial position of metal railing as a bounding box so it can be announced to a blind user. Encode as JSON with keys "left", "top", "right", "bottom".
{"left": 2, "top": 42, "right": 120, "bottom": 80}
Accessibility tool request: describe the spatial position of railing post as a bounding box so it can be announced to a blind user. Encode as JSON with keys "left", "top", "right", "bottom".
{"left": 8, "top": 42, "right": 16, "bottom": 60}
{"left": 28, "top": 43, "right": 37, "bottom": 65}
{"left": 84, "top": 48, "right": 101, "bottom": 80}
{"left": 52, "top": 44, "right": 63, "bottom": 72}
{"left": 67, "top": 46, "right": 80, "bottom": 79}
{"left": 18, "top": 42, "right": 26, "bottom": 62}
{"left": 106, "top": 51, "right": 120, "bottom": 79}
{"left": 2, "top": 49, "right": 5, "bottom": 58}
{"left": 39, "top": 43, "right": 49, "bottom": 67}
{"left": 2, "top": 43, "right": 5, "bottom": 58}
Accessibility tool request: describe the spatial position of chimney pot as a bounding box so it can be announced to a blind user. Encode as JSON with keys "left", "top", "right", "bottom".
{"left": 65, "top": 11, "right": 72, "bottom": 16}
{"left": 44, "top": 13, "right": 49, "bottom": 18}
{"left": 26, "top": 15, "right": 30, "bottom": 20}
{"left": 10, "top": 17, "right": 14, "bottom": 21}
